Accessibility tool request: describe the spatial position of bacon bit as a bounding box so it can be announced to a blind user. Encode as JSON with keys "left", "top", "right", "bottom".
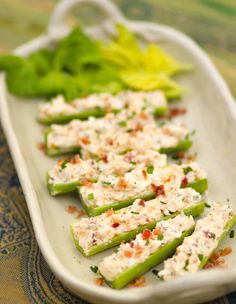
{"left": 117, "top": 178, "right": 127, "bottom": 189}
{"left": 107, "top": 138, "right": 113, "bottom": 145}
{"left": 186, "top": 153, "right": 197, "bottom": 162}
{"left": 135, "top": 244, "right": 144, "bottom": 255}
{"left": 128, "top": 276, "right": 145, "bottom": 288}
{"left": 134, "top": 123, "right": 143, "bottom": 132}
{"left": 81, "top": 137, "right": 90, "bottom": 145}
{"left": 101, "top": 155, "right": 108, "bottom": 163}
{"left": 140, "top": 111, "right": 148, "bottom": 120}
{"left": 204, "top": 262, "right": 214, "bottom": 269}
{"left": 130, "top": 241, "right": 134, "bottom": 248}
{"left": 168, "top": 107, "right": 187, "bottom": 118}
{"left": 95, "top": 277, "right": 104, "bottom": 286}
{"left": 75, "top": 209, "right": 86, "bottom": 219}
{"left": 142, "top": 229, "right": 151, "bottom": 240}
{"left": 151, "top": 184, "right": 165, "bottom": 197}
{"left": 138, "top": 200, "right": 145, "bottom": 207}
{"left": 106, "top": 209, "right": 114, "bottom": 217}
{"left": 66, "top": 205, "right": 77, "bottom": 214}
{"left": 80, "top": 178, "right": 93, "bottom": 187}
{"left": 205, "top": 247, "right": 232, "bottom": 269}
{"left": 153, "top": 228, "right": 162, "bottom": 236}
{"left": 219, "top": 247, "right": 232, "bottom": 256}
{"left": 37, "top": 142, "right": 46, "bottom": 153}
{"left": 112, "top": 222, "right": 120, "bottom": 228}
{"left": 70, "top": 157, "right": 81, "bottom": 164}
{"left": 181, "top": 177, "right": 188, "bottom": 186}
{"left": 142, "top": 170, "right": 148, "bottom": 179}
{"left": 124, "top": 250, "right": 133, "bottom": 258}
{"left": 178, "top": 151, "right": 185, "bottom": 159}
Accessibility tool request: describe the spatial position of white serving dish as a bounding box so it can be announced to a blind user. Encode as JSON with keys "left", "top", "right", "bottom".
{"left": 1, "top": 0, "right": 236, "bottom": 303}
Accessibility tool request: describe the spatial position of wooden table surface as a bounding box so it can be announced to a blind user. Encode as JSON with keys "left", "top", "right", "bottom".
{"left": 0, "top": 1, "right": 235, "bottom": 304}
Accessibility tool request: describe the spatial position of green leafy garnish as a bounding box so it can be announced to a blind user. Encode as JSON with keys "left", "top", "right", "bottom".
{"left": 87, "top": 193, "right": 94, "bottom": 200}
{"left": 157, "top": 234, "right": 164, "bottom": 240}
{"left": 183, "top": 166, "right": 193, "bottom": 175}
{"left": 147, "top": 165, "right": 154, "bottom": 174}
{"left": 90, "top": 265, "right": 99, "bottom": 274}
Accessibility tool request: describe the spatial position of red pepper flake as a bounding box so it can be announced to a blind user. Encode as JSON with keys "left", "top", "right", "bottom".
{"left": 181, "top": 177, "right": 188, "bottom": 186}
{"left": 37, "top": 142, "right": 46, "bottom": 153}
{"left": 142, "top": 229, "right": 151, "bottom": 240}
{"left": 112, "top": 222, "right": 120, "bottom": 228}
{"left": 138, "top": 200, "right": 145, "bottom": 207}
{"left": 130, "top": 241, "right": 134, "bottom": 248}
{"left": 168, "top": 107, "right": 187, "bottom": 118}
{"left": 107, "top": 138, "right": 113, "bottom": 145}
{"left": 128, "top": 276, "right": 145, "bottom": 288}
{"left": 94, "top": 277, "right": 104, "bottom": 286}
{"left": 66, "top": 205, "right": 77, "bottom": 214}
{"left": 117, "top": 178, "right": 127, "bottom": 189}
{"left": 81, "top": 137, "right": 90, "bottom": 145}
{"left": 142, "top": 170, "right": 148, "bottom": 179}
{"left": 151, "top": 184, "right": 165, "bottom": 197}
{"left": 101, "top": 155, "right": 108, "bottom": 163}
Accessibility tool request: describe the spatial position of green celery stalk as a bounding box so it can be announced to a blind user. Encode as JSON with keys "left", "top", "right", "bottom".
{"left": 78, "top": 179, "right": 207, "bottom": 216}
{"left": 44, "top": 128, "right": 80, "bottom": 157}
{"left": 71, "top": 201, "right": 205, "bottom": 257}
{"left": 198, "top": 213, "right": 236, "bottom": 269}
{"left": 39, "top": 107, "right": 106, "bottom": 125}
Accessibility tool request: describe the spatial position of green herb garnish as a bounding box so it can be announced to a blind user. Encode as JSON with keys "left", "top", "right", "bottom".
{"left": 147, "top": 165, "right": 154, "bottom": 174}
{"left": 183, "top": 166, "right": 193, "bottom": 175}
{"left": 204, "top": 202, "right": 211, "bottom": 208}
{"left": 131, "top": 211, "right": 139, "bottom": 215}
{"left": 87, "top": 193, "right": 94, "bottom": 200}
{"left": 230, "top": 230, "right": 235, "bottom": 238}
{"left": 157, "top": 234, "right": 164, "bottom": 241}
{"left": 90, "top": 265, "right": 99, "bottom": 274}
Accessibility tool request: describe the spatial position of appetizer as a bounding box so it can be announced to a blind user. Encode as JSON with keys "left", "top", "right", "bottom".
{"left": 159, "top": 203, "right": 236, "bottom": 280}
{"left": 71, "top": 187, "right": 204, "bottom": 256}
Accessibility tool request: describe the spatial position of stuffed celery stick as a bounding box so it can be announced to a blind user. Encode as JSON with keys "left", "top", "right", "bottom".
{"left": 78, "top": 162, "right": 207, "bottom": 216}
{"left": 71, "top": 187, "right": 204, "bottom": 256}
{"left": 159, "top": 203, "right": 236, "bottom": 280}
{"left": 99, "top": 214, "right": 195, "bottom": 289}
{"left": 38, "top": 91, "right": 167, "bottom": 125}
{"left": 45, "top": 111, "right": 191, "bottom": 157}
{"left": 47, "top": 150, "right": 166, "bottom": 195}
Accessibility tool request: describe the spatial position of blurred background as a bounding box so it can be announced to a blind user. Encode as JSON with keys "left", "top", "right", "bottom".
{"left": 0, "top": 0, "right": 236, "bottom": 96}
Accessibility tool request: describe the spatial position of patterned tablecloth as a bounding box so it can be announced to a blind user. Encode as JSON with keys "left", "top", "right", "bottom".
{"left": 0, "top": 1, "right": 236, "bottom": 303}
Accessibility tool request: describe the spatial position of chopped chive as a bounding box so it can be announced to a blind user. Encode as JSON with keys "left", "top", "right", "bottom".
{"left": 198, "top": 254, "right": 204, "bottom": 261}
{"left": 230, "top": 230, "right": 235, "bottom": 238}
{"left": 157, "top": 234, "right": 164, "bottom": 241}
{"left": 209, "top": 232, "right": 216, "bottom": 239}
{"left": 204, "top": 202, "right": 211, "bottom": 208}
{"left": 147, "top": 165, "right": 154, "bottom": 174}
{"left": 112, "top": 109, "right": 121, "bottom": 115}
{"left": 117, "top": 121, "right": 127, "bottom": 127}
{"left": 87, "top": 193, "right": 94, "bottom": 200}
{"left": 183, "top": 166, "right": 193, "bottom": 175}
{"left": 145, "top": 240, "right": 150, "bottom": 246}
{"left": 101, "top": 181, "right": 112, "bottom": 186}
{"left": 126, "top": 128, "right": 133, "bottom": 133}
{"left": 61, "top": 160, "right": 69, "bottom": 169}
{"left": 152, "top": 269, "right": 159, "bottom": 276}
{"left": 130, "top": 161, "right": 136, "bottom": 165}
{"left": 160, "top": 201, "right": 167, "bottom": 205}
{"left": 90, "top": 265, "right": 98, "bottom": 274}
{"left": 184, "top": 259, "right": 189, "bottom": 271}
{"left": 131, "top": 211, "right": 139, "bottom": 215}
